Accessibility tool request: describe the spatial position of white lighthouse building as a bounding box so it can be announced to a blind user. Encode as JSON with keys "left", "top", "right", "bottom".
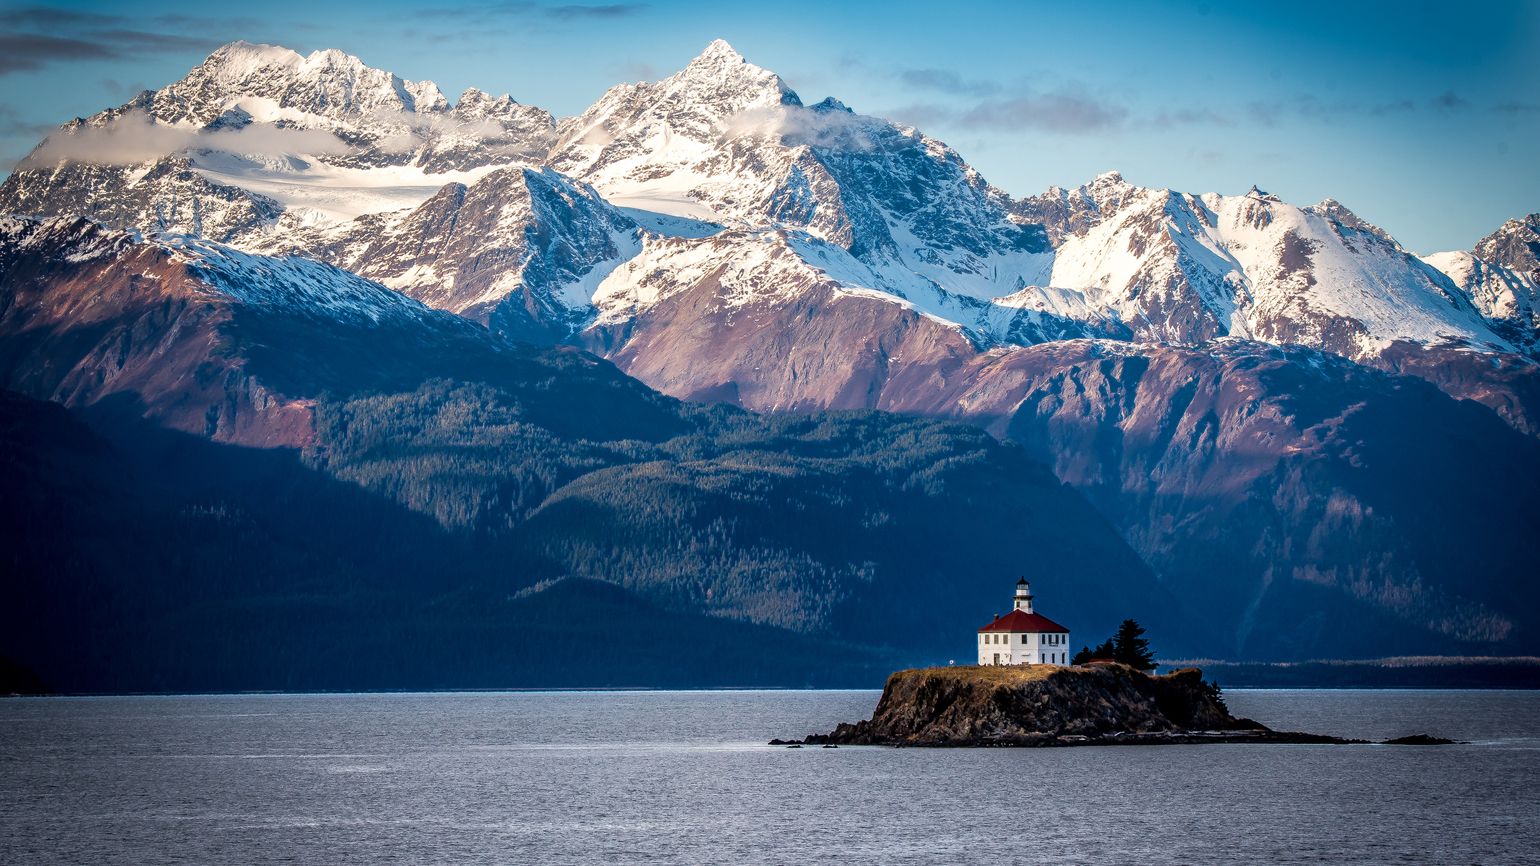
{"left": 977, "top": 578, "right": 1071, "bottom": 666}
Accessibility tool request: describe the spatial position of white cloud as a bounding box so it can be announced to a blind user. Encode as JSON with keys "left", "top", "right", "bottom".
{"left": 725, "top": 104, "right": 878, "bottom": 151}
{"left": 21, "top": 110, "right": 353, "bottom": 167}
{"left": 362, "top": 107, "right": 529, "bottom": 154}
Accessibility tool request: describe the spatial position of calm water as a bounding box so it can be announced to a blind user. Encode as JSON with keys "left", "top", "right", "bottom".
{"left": 2, "top": 690, "right": 1537, "bottom": 864}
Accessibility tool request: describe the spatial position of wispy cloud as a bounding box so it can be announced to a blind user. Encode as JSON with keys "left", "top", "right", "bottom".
{"left": 1248, "top": 91, "right": 1477, "bottom": 125}
{"left": 896, "top": 67, "right": 1000, "bottom": 97}
{"left": 544, "top": 3, "right": 647, "bottom": 19}
{"left": 0, "top": 105, "right": 56, "bottom": 139}
{"left": 0, "top": 6, "right": 120, "bottom": 28}
{"left": 725, "top": 103, "right": 880, "bottom": 151}
{"left": 613, "top": 60, "right": 663, "bottom": 82}
{"left": 1429, "top": 90, "right": 1468, "bottom": 111}
{"left": 838, "top": 56, "right": 1001, "bottom": 98}
{"left": 94, "top": 29, "right": 218, "bottom": 52}
{"left": 98, "top": 78, "right": 151, "bottom": 98}
{"left": 890, "top": 88, "right": 1128, "bottom": 135}
{"left": 418, "top": 2, "right": 647, "bottom": 22}
{"left": 0, "top": 34, "right": 117, "bottom": 75}
{"left": 1151, "top": 107, "right": 1235, "bottom": 129}
{"left": 20, "top": 110, "right": 353, "bottom": 168}
{"left": 839, "top": 55, "right": 1122, "bottom": 135}
{"left": 0, "top": 5, "right": 233, "bottom": 76}
{"left": 962, "top": 92, "right": 1127, "bottom": 133}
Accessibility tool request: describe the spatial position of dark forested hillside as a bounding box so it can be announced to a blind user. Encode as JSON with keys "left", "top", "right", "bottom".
{"left": 0, "top": 390, "right": 895, "bottom": 691}
{"left": 0, "top": 219, "right": 1182, "bottom": 692}
{"left": 11, "top": 215, "right": 1532, "bottom": 693}
{"left": 311, "top": 382, "right": 1181, "bottom": 656}
{"left": 1, "top": 378, "right": 1175, "bottom": 692}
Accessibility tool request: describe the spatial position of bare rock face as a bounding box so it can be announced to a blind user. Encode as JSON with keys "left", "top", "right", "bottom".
{"left": 579, "top": 230, "right": 992, "bottom": 411}
{"left": 0, "top": 215, "right": 506, "bottom": 447}
{"left": 550, "top": 40, "right": 1046, "bottom": 293}
{"left": 0, "top": 215, "right": 298, "bottom": 446}
{"left": 1371, "top": 341, "right": 1540, "bottom": 436}
{"left": 1423, "top": 214, "right": 1540, "bottom": 354}
{"left": 577, "top": 232, "right": 1540, "bottom": 661}
{"left": 797, "top": 665, "right": 1291, "bottom": 747}
{"left": 256, "top": 166, "right": 638, "bottom": 342}
{"left": 790, "top": 665, "right": 1467, "bottom": 747}
{"left": 1475, "top": 213, "right": 1540, "bottom": 277}
{"left": 0, "top": 151, "right": 285, "bottom": 244}
{"left": 1017, "top": 177, "right": 1509, "bottom": 361}
{"left": 879, "top": 340, "right": 1540, "bottom": 659}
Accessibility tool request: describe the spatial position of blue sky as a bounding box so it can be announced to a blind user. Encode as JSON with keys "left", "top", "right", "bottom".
{"left": 0, "top": 0, "right": 1535, "bottom": 252}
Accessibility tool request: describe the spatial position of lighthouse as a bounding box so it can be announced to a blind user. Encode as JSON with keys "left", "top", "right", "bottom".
{"left": 977, "top": 577, "right": 1070, "bottom": 666}
{"left": 1013, "top": 577, "right": 1033, "bottom": 612}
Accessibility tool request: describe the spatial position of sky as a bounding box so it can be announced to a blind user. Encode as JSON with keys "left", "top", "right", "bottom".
{"left": 0, "top": 0, "right": 1536, "bottom": 253}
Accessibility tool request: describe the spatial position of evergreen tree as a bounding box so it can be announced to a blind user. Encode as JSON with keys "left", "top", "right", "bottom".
{"left": 1200, "top": 677, "right": 1228, "bottom": 711}
{"left": 1073, "top": 639, "right": 1117, "bottom": 665}
{"left": 1112, "top": 619, "right": 1156, "bottom": 670}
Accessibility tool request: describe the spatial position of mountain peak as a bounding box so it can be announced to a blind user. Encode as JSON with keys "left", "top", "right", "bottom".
{"left": 199, "top": 41, "right": 303, "bottom": 79}
{"left": 1309, "top": 197, "right": 1394, "bottom": 244}
{"left": 159, "top": 41, "right": 456, "bottom": 123}
{"left": 669, "top": 38, "right": 796, "bottom": 105}
{"left": 302, "top": 47, "right": 367, "bottom": 71}
{"left": 1080, "top": 169, "right": 1136, "bottom": 212}
{"left": 455, "top": 87, "right": 514, "bottom": 113}
{"left": 1474, "top": 212, "right": 1540, "bottom": 272}
{"left": 1245, "top": 184, "right": 1279, "bottom": 201}
{"left": 812, "top": 96, "right": 852, "bottom": 113}
{"left": 693, "top": 39, "right": 745, "bottom": 65}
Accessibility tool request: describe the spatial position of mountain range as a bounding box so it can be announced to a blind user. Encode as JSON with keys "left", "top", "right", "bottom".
{"left": 2, "top": 40, "right": 1537, "bottom": 691}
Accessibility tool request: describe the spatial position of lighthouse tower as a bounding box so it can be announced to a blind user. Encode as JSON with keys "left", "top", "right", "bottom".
{"left": 1013, "top": 577, "right": 1033, "bottom": 613}
{"left": 977, "top": 577, "right": 1070, "bottom": 666}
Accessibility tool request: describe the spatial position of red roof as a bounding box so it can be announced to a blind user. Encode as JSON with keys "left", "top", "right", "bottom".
{"left": 978, "top": 609, "right": 1069, "bottom": 634}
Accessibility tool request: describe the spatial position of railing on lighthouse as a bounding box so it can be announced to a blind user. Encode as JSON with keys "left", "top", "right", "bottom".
{"left": 1013, "top": 577, "right": 1033, "bottom": 613}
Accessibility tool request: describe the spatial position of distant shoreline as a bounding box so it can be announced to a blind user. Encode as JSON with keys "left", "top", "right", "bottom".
{"left": 7, "top": 658, "right": 1540, "bottom": 697}
{"left": 12, "top": 653, "right": 1540, "bottom": 693}
{"left": 1177, "top": 657, "right": 1540, "bottom": 690}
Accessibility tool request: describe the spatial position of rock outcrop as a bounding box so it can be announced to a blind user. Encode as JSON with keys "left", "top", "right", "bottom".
{"left": 787, "top": 664, "right": 1355, "bottom": 747}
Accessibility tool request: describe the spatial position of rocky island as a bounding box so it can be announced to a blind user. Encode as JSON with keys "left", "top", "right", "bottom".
{"left": 776, "top": 664, "right": 1456, "bottom": 747}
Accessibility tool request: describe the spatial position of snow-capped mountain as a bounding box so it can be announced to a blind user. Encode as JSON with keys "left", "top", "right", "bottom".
{"left": 0, "top": 214, "right": 505, "bottom": 445}
{"left": 1424, "top": 214, "right": 1540, "bottom": 352}
{"left": 254, "top": 166, "right": 639, "bottom": 342}
{"left": 5, "top": 38, "right": 1529, "bottom": 370}
{"left": 1011, "top": 173, "right": 1511, "bottom": 359}
{"left": 5, "top": 38, "right": 1540, "bottom": 670}
{"left": 0, "top": 42, "right": 552, "bottom": 242}
{"left": 549, "top": 40, "right": 1050, "bottom": 309}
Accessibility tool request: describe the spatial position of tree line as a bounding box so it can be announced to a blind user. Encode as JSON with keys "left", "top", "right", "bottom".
{"left": 1072, "top": 618, "right": 1157, "bottom": 670}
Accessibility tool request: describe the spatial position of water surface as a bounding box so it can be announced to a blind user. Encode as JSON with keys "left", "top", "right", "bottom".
{"left": 2, "top": 689, "right": 1536, "bottom": 864}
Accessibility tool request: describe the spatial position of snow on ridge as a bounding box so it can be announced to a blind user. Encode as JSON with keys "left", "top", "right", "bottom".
{"left": 164, "top": 234, "right": 451, "bottom": 325}
{"left": 196, "top": 41, "right": 305, "bottom": 82}
{"left": 190, "top": 157, "right": 519, "bottom": 226}
{"left": 4, "top": 38, "right": 1534, "bottom": 363}
{"left": 0, "top": 213, "right": 459, "bottom": 328}
{"left": 1030, "top": 176, "right": 1517, "bottom": 358}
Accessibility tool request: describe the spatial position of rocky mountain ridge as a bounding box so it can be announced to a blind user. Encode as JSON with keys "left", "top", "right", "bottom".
{"left": 4, "top": 39, "right": 1534, "bottom": 365}
{"left": 4, "top": 40, "right": 1540, "bottom": 667}
{"left": 2, "top": 215, "right": 1206, "bottom": 689}
{"left": 0, "top": 41, "right": 554, "bottom": 241}
{"left": 1423, "top": 213, "right": 1540, "bottom": 354}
